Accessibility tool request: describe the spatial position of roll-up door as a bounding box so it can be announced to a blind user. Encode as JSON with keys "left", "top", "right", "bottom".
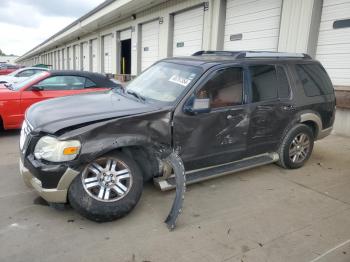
{"left": 68, "top": 47, "right": 73, "bottom": 69}
{"left": 61, "top": 49, "right": 65, "bottom": 70}
{"left": 103, "top": 34, "right": 113, "bottom": 74}
{"left": 224, "top": 0, "right": 282, "bottom": 51}
{"left": 173, "top": 6, "right": 204, "bottom": 56}
{"left": 57, "top": 50, "right": 61, "bottom": 70}
{"left": 91, "top": 39, "right": 98, "bottom": 72}
{"left": 316, "top": 0, "right": 350, "bottom": 86}
{"left": 141, "top": 20, "right": 160, "bottom": 71}
{"left": 82, "top": 42, "right": 89, "bottom": 71}
{"left": 74, "top": 44, "right": 81, "bottom": 70}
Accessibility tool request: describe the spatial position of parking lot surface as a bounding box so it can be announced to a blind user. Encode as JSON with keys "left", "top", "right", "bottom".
{"left": 0, "top": 131, "right": 350, "bottom": 262}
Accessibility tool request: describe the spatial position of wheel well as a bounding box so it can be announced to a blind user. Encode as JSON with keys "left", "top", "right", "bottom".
{"left": 114, "top": 146, "right": 161, "bottom": 182}
{"left": 302, "top": 120, "right": 318, "bottom": 138}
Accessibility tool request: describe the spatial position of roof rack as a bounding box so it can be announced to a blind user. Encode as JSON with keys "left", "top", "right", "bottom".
{"left": 192, "top": 50, "right": 312, "bottom": 59}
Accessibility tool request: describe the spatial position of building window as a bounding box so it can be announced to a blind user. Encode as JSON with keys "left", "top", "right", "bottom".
{"left": 333, "top": 19, "right": 350, "bottom": 29}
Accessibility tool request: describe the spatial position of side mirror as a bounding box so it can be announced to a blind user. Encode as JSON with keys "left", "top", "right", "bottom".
{"left": 31, "top": 85, "right": 44, "bottom": 91}
{"left": 184, "top": 98, "right": 211, "bottom": 115}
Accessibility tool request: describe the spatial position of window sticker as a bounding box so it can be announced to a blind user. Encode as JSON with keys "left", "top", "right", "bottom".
{"left": 169, "top": 75, "right": 192, "bottom": 87}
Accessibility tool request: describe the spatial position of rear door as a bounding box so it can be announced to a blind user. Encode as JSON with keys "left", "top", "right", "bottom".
{"left": 246, "top": 64, "right": 294, "bottom": 155}
{"left": 20, "top": 75, "right": 109, "bottom": 117}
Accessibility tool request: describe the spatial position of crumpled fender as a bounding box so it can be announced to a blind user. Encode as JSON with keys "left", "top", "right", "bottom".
{"left": 163, "top": 152, "right": 186, "bottom": 230}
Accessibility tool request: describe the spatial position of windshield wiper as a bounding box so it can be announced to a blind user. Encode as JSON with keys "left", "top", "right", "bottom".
{"left": 126, "top": 90, "right": 146, "bottom": 102}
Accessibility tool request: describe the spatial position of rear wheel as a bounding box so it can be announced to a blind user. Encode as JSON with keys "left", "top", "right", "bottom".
{"left": 68, "top": 151, "right": 143, "bottom": 222}
{"left": 277, "top": 124, "right": 314, "bottom": 169}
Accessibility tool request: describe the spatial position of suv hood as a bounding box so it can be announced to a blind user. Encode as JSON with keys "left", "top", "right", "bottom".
{"left": 26, "top": 91, "right": 162, "bottom": 133}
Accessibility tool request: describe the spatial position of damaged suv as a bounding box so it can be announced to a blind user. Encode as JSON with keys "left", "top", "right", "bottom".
{"left": 19, "top": 51, "right": 335, "bottom": 228}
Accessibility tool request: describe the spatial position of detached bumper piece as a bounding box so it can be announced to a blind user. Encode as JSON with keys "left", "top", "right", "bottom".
{"left": 164, "top": 152, "right": 186, "bottom": 231}
{"left": 19, "top": 159, "right": 79, "bottom": 203}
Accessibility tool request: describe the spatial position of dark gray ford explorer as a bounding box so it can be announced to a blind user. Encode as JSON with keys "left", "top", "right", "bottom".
{"left": 19, "top": 51, "right": 335, "bottom": 229}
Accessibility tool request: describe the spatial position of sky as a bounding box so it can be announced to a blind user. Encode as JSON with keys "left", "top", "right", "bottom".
{"left": 0, "top": 0, "right": 105, "bottom": 56}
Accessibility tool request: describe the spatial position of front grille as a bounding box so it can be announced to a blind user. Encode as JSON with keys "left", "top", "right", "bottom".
{"left": 19, "top": 120, "right": 33, "bottom": 152}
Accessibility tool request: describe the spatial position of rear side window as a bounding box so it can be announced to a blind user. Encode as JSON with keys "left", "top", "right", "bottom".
{"left": 85, "top": 78, "right": 97, "bottom": 88}
{"left": 249, "top": 65, "right": 291, "bottom": 102}
{"left": 296, "top": 64, "right": 333, "bottom": 97}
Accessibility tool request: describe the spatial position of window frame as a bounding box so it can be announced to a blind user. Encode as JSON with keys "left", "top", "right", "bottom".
{"left": 192, "top": 65, "right": 247, "bottom": 112}
{"left": 246, "top": 63, "right": 293, "bottom": 104}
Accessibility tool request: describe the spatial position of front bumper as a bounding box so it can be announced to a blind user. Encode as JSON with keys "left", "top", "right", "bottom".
{"left": 19, "top": 159, "right": 79, "bottom": 203}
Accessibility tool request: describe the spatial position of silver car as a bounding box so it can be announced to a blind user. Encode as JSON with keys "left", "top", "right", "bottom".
{"left": 0, "top": 67, "right": 49, "bottom": 84}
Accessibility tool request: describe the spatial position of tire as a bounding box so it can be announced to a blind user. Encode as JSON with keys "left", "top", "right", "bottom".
{"left": 276, "top": 124, "right": 314, "bottom": 169}
{"left": 68, "top": 151, "right": 143, "bottom": 222}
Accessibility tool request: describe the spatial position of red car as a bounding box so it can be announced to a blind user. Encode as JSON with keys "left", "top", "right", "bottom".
{"left": 0, "top": 64, "right": 21, "bottom": 75}
{"left": 0, "top": 70, "right": 119, "bottom": 130}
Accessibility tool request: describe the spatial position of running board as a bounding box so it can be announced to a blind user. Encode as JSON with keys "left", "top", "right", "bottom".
{"left": 154, "top": 153, "right": 279, "bottom": 191}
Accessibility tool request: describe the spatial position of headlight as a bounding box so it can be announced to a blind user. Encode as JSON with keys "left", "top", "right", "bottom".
{"left": 34, "top": 136, "right": 81, "bottom": 162}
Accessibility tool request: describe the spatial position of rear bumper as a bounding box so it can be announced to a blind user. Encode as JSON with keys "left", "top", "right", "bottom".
{"left": 317, "top": 126, "right": 333, "bottom": 140}
{"left": 19, "top": 159, "right": 79, "bottom": 203}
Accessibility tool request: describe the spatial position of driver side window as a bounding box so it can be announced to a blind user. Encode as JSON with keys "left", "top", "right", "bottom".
{"left": 196, "top": 67, "right": 243, "bottom": 109}
{"left": 35, "top": 76, "right": 86, "bottom": 90}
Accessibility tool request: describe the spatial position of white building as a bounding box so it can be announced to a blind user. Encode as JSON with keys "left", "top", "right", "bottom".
{"left": 16, "top": 0, "right": 350, "bottom": 134}
{"left": 0, "top": 55, "right": 19, "bottom": 64}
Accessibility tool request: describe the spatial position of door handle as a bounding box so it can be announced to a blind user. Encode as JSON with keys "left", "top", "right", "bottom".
{"left": 281, "top": 105, "right": 295, "bottom": 111}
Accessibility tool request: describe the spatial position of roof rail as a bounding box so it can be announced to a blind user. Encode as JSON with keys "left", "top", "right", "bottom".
{"left": 192, "top": 51, "right": 241, "bottom": 57}
{"left": 192, "top": 50, "right": 312, "bottom": 59}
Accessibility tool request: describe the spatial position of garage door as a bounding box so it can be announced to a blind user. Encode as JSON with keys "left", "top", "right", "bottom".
{"left": 173, "top": 6, "right": 204, "bottom": 56}
{"left": 141, "top": 20, "right": 160, "bottom": 71}
{"left": 68, "top": 47, "right": 73, "bottom": 69}
{"left": 91, "top": 39, "right": 98, "bottom": 72}
{"left": 224, "top": 0, "right": 282, "bottom": 51}
{"left": 61, "top": 49, "right": 65, "bottom": 70}
{"left": 316, "top": 0, "right": 350, "bottom": 86}
{"left": 57, "top": 50, "right": 61, "bottom": 70}
{"left": 103, "top": 34, "right": 113, "bottom": 74}
{"left": 74, "top": 44, "right": 81, "bottom": 70}
{"left": 82, "top": 42, "right": 89, "bottom": 71}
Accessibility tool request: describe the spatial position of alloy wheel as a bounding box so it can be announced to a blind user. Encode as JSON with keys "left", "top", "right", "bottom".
{"left": 289, "top": 133, "right": 310, "bottom": 163}
{"left": 81, "top": 157, "right": 133, "bottom": 202}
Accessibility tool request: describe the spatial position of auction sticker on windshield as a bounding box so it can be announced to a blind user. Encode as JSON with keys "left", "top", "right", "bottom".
{"left": 169, "top": 75, "right": 192, "bottom": 87}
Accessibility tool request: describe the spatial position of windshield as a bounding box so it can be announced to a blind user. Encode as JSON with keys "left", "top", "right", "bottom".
{"left": 11, "top": 71, "right": 48, "bottom": 90}
{"left": 126, "top": 61, "right": 202, "bottom": 103}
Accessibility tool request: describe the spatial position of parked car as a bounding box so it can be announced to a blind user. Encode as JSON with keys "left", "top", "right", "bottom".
{"left": 0, "top": 70, "right": 120, "bottom": 130}
{"left": 19, "top": 51, "right": 335, "bottom": 227}
{"left": 0, "top": 67, "right": 49, "bottom": 84}
{"left": 0, "top": 64, "right": 21, "bottom": 75}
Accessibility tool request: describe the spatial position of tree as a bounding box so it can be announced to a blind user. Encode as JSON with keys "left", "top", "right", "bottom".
{"left": 0, "top": 49, "right": 6, "bottom": 56}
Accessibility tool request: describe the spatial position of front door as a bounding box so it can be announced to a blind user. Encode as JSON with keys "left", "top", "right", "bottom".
{"left": 173, "top": 66, "right": 249, "bottom": 170}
